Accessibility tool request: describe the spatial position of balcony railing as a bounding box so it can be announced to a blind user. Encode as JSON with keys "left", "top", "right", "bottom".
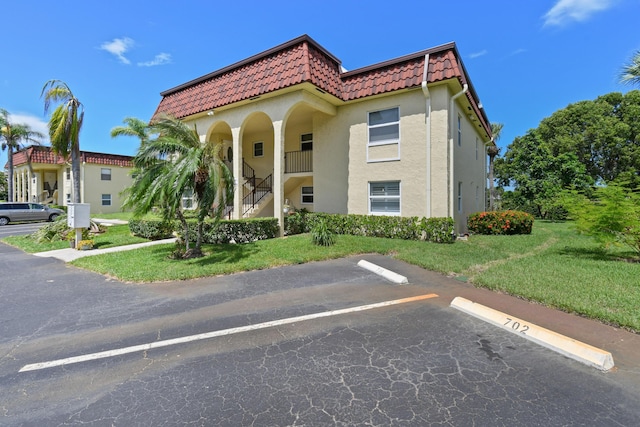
{"left": 284, "top": 150, "right": 312, "bottom": 174}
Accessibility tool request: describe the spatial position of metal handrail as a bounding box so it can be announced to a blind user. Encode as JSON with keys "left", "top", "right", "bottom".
{"left": 284, "top": 150, "right": 313, "bottom": 173}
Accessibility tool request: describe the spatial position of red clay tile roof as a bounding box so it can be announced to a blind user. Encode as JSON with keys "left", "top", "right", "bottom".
{"left": 154, "top": 35, "right": 491, "bottom": 138}
{"left": 9, "top": 146, "right": 133, "bottom": 168}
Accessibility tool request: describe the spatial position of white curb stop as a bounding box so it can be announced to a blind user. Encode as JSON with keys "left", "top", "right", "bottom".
{"left": 357, "top": 260, "right": 408, "bottom": 284}
{"left": 450, "top": 297, "right": 614, "bottom": 371}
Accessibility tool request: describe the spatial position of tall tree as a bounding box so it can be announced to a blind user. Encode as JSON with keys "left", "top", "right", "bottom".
{"left": 41, "top": 80, "right": 84, "bottom": 203}
{"left": 0, "top": 109, "right": 44, "bottom": 202}
{"left": 120, "top": 115, "right": 234, "bottom": 258}
{"left": 488, "top": 122, "right": 503, "bottom": 211}
{"left": 620, "top": 50, "right": 640, "bottom": 86}
{"left": 495, "top": 129, "right": 593, "bottom": 219}
{"left": 110, "top": 117, "right": 151, "bottom": 143}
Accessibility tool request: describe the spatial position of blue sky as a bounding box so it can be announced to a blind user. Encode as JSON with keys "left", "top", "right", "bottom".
{"left": 1, "top": 0, "right": 639, "bottom": 168}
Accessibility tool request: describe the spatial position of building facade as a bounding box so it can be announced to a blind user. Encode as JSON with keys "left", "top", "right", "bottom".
{"left": 10, "top": 146, "right": 133, "bottom": 214}
{"left": 153, "top": 35, "right": 493, "bottom": 233}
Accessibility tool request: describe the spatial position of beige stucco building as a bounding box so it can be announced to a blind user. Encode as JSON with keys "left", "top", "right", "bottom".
{"left": 153, "top": 35, "right": 493, "bottom": 234}
{"left": 9, "top": 146, "right": 133, "bottom": 214}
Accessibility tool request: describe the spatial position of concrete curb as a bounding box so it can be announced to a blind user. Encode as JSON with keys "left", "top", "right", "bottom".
{"left": 34, "top": 238, "right": 177, "bottom": 262}
{"left": 357, "top": 260, "right": 408, "bottom": 284}
{"left": 450, "top": 297, "right": 614, "bottom": 371}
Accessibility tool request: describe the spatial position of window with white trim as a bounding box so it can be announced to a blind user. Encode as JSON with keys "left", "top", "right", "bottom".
{"left": 253, "top": 141, "right": 264, "bottom": 157}
{"left": 182, "top": 189, "right": 194, "bottom": 209}
{"left": 301, "top": 186, "right": 313, "bottom": 204}
{"left": 300, "top": 133, "right": 313, "bottom": 151}
{"left": 367, "top": 107, "right": 400, "bottom": 162}
{"left": 66, "top": 168, "right": 71, "bottom": 180}
{"left": 101, "top": 194, "right": 112, "bottom": 206}
{"left": 101, "top": 168, "right": 111, "bottom": 181}
{"left": 369, "top": 181, "right": 400, "bottom": 215}
{"left": 457, "top": 182, "right": 463, "bottom": 213}
{"left": 457, "top": 115, "right": 462, "bottom": 147}
{"left": 475, "top": 137, "right": 479, "bottom": 160}
{"left": 368, "top": 107, "right": 399, "bottom": 146}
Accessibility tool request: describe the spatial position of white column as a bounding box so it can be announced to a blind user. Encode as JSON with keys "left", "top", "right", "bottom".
{"left": 232, "top": 127, "right": 242, "bottom": 220}
{"left": 273, "top": 120, "right": 284, "bottom": 237}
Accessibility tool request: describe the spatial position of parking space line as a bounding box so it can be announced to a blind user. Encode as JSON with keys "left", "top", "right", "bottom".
{"left": 19, "top": 293, "right": 438, "bottom": 372}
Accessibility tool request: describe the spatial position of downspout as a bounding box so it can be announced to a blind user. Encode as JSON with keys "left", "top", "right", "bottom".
{"left": 449, "top": 83, "right": 468, "bottom": 219}
{"left": 421, "top": 54, "right": 431, "bottom": 218}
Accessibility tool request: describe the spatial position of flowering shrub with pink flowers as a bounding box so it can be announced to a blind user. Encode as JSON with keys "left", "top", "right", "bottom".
{"left": 467, "top": 210, "right": 534, "bottom": 235}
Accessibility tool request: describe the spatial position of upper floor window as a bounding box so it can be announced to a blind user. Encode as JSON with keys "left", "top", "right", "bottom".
{"left": 368, "top": 107, "right": 399, "bottom": 146}
{"left": 66, "top": 168, "right": 71, "bottom": 180}
{"left": 300, "top": 133, "right": 313, "bottom": 151}
{"left": 254, "top": 141, "right": 264, "bottom": 157}
{"left": 457, "top": 115, "right": 462, "bottom": 147}
{"left": 101, "top": 168, "right": 112, "bottom": 181}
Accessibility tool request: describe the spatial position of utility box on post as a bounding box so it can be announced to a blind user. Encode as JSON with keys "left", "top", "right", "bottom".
{"left": 67, "top": 203, "right": 91, "bottom": 249}
{"left": 67, "top": 203, "right": 91, "bottom": 228}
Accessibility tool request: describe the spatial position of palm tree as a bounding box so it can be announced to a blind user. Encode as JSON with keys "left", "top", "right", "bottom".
{"left": 110, "top": 117, "right": 151, "bottom": 143}
{"left": 0, "top": 109, "right": 44, "bottom": 202}
{"left": 41, "top": 80, "right": 84, "bottom": 203}
{"left": 488, "top": 122, "right": 504, "bottom": 211}
{"left": 620, "top": 50, "right": 640, "bottom": 86}
{"left": 122, "top": 115, "right": 234, "bottom": 258}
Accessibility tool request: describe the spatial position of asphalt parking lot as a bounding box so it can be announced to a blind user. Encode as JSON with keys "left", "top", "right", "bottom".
{"left": 1, "top": 240, "right": 639, "bottom": 425}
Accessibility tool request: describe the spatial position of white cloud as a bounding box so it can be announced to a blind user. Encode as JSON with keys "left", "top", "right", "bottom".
{"left": 543, "top": 0, "right": 616, "bottom": 27}
{"left": 100, "top": 37, "right": 134, "bottom": 64}
{"left": 510, "top": 48, "right": 527, "bottom": 56}
{"left": 469, "top": 50, "right": 488, "bottom": 59}
{"left": 137, "top": 53, "right": 172, "bottom": 67}
{"left": 7, "top": 113, "right": 50, "bottom": 143}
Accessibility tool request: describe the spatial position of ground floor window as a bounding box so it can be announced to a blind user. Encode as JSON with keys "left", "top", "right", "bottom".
{"left": 181, "top": 189, "right": 194, "bottom": 209}
{"left": 369, "top": 181, "right": 400, "bottom": 215}
{"left": 301, "top": 186, "right": 314, "bottom": 204}
{"left": 101, "top": 194, "right": 112, "bottom": 206}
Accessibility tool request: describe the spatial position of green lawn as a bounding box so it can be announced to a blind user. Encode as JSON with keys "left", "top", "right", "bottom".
{"left": 3, "top": 220, "right": 639, "bottom": 332}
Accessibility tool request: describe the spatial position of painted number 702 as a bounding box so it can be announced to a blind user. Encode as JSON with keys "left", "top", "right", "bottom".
{"left": 504, "top": 318, "right": 530, "bottom": 334}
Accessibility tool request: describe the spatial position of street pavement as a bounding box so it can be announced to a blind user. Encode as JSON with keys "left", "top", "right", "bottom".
{"left": 0, "top": 237, "right": 639, "bottom": 426}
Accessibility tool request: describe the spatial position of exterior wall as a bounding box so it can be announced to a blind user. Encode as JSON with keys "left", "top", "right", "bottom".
{"left": 81, "top": 163, "right": 133, "bottom": 214}
{"left": 452, "top": 96, "right": 488, "bottom": 233}
{"left": 428, "top": 85, "right": 452, "bottom": 219}
{"left": 344, "top": 90, "right": 428, "bottom": 217}
{"left": 313, "top": 112, "right": 349, "bottom": 214}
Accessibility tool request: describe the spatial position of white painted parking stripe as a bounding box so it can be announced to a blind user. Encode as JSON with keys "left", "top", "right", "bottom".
{"left": 20, "top": 293, "right": 438, "bottom": 372}
{"left": 450, "top": 297, "right": 614, "bottom": 371}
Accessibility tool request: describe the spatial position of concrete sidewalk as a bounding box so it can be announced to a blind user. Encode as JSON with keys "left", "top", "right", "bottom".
{"left": 33, "top": 238, "right": 177, "bottom": 262}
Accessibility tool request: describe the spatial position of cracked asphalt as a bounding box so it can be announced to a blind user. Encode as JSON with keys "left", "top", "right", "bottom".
{"left": 1, "top": 238, "right": 639, "bottom": 426}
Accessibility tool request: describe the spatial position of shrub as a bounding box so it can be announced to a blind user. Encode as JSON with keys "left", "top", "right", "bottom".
{"left": 285, "top": 212, "right": 455, "bottom": 243}
{"left": 467, "top": 210, "right": 534, "bottom": 235}
{"left": 77, "top": 239, "right": 94, "bottom": 250}
{"left": 178, "top": 218, "right": 279, "bottom": 244}
{"left": 311, "top": 219, "right": 335, "bottom": 246}
{"left": 128, "top": 219, "right": 175, "bottom": 240}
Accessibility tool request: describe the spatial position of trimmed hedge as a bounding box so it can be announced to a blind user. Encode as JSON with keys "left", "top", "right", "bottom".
{"left": 285, "top": 212, "right": 455, "bottom": 243}
{"left": 467, "top": 210, "right": 534, "bottom": 235}
{"left": 129, "top": 219, "right": 175, "bottom": 240}
{"left": 178, "top": 218, "right": 279, "bottom": 244}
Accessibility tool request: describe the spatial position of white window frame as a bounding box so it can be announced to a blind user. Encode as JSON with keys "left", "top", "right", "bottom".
{"left": 253, "top": 141, "right": 264, "bottom": 158}
{"left": 367, "top": 107, "right": 400, "bottom": 162}
{"left": 301, "top": 186, "right": 314, "bottom": 204}
{"left": 101, "top": 194, "right": 112, "bottom": 206}
{"left": 101, "top": 168, "right": 112, "bottom": 181}
{"left": 368, "top": 181, "right": 400, "bottom": 216}
{"left": 457, "top": 182, "right": 463, "bottom": 213}
{"left": 457, "top": 115, "right": 462, "bottom": 147}
{"left": 300, "top": 133, "right": 313, "bottom": 151}
{"left": 182, "top": 189, "right": 195, "bottom": 210}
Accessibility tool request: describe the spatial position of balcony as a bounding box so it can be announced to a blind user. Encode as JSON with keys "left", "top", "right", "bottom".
{"left": 284, "top": 150, "right": 312, "bottom": 174}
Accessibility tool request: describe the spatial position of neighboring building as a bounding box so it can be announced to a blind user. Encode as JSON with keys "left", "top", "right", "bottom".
{"left": 153, "top": 35, "right": 493, "bottom": 234}
{"left": 9, "top": 146, "right": 133, "bottom": 214}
